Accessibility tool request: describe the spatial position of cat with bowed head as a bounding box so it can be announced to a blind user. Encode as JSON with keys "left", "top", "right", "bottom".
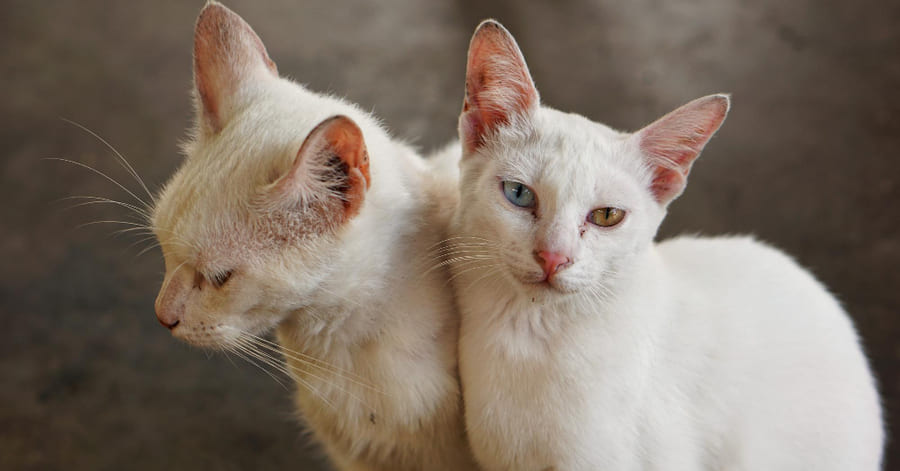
{"left": 150, "top": 3, "right": 478, "bottom": 470}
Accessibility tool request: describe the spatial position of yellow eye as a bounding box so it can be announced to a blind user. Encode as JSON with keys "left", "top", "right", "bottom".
{"left": 588, "top": 207, "right": 626, "bottom": 227}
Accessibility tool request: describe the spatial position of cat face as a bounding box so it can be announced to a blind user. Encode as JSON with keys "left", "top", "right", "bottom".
{"left": 151, "top": 3, "right": 370, "bottom": 348}
{"left": 454, "top": 21, "right": 729, "bottom": 302}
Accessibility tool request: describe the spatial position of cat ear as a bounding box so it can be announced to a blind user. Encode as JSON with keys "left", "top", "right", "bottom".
{"left": 634, "top": 94, "right": 730, "bottom": 205}
{"left": 271, "top": 115, "right": 371, "bottom": 221}
{"left": 460, "top": 20, "right": 539, "bottom": 153}
{"left": 193, "top": 2, "right": 278, "bottom": 134}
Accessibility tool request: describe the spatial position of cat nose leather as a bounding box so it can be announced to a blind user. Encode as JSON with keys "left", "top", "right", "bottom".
{"left": 535, "top": 251, "right": 572, "bottom": 279}
{"left": 155, "top": 294, "right": 184, "bottom": 330}
{"left": 155, "top": 270, "right": 190, "bottom": 330}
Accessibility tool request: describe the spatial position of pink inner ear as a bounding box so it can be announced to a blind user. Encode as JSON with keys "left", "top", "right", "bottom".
{"left": 323, "top": 120, "right": 371, "bottom": 189}
{"left": 461, "top": 21, "right": 538, "bottom": 151}
{"left": 639, "top": 94, "right": 730, "bottom": 204}
{"left": 649, "top": 170, "right": 687, "bottom": 203}
{"left": 272, "top": 116, "right": 370, "bottom": 221}
{"left": 193, "top": 3, "right": 278, "bottom": 133}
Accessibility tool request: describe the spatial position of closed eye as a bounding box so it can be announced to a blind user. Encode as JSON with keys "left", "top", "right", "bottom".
{"left": 209, "top": 269, "right": 233, "bottom": 288}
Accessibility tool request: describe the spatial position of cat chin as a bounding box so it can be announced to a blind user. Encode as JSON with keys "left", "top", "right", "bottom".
{"left": 166, "top": 322, "right": 232, "bottom": 348}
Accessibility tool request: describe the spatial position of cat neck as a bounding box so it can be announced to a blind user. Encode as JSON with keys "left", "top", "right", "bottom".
{"left": 271, "top": 143, "right": 470, "bottom": 470}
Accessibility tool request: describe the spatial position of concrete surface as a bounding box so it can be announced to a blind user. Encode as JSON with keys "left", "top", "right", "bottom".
{"left": 2, "top": 0, "right": 898, "bottom": 469}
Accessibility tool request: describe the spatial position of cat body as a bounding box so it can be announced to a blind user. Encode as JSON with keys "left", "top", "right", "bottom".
{"left": 152, "top": 4, "right": 476, "bottom": 470}
{"left": 451, "top": 21, "right": 883, "bottom": 471}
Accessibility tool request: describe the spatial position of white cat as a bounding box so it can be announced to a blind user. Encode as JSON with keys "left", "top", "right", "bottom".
{"left": 450, "top": 20, "right": 883, "bottom": 471}
{"left": 151, "top": 3, "right": 477, "bottom": 470}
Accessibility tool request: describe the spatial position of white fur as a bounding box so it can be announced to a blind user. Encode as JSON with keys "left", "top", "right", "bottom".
{"left": 451, "top": 104, "right": 884, "bottom": 470}
{"left": 151, "top": 4, "right": 477, "bottom": 470}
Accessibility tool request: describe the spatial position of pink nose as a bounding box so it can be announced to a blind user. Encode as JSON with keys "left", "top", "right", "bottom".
{"left": 155, "top": 270, "right": 190, "bottom": 330}
{"left": 155, "top": 296, "right": 183, "bottom": 330}
{"left": 535, "top": 251, "right": 572, "bottom": 279}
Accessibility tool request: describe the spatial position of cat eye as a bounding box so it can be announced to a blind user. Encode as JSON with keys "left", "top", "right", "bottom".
{"left": 588, "top": 207, "right": 626, "bottom": 227}
{"left": 210, "top": 269, "right": 234, "bottom": 288}
{"left": 502, "top": 181, "right": 536, "bottom": 208}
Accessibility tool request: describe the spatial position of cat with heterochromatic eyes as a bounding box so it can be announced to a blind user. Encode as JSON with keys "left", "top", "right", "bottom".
{"left": 151, "top": 3, "right": 477, "bottom": 470}
{"left": 450, "top": 20, "right": 884, "bottom": 471}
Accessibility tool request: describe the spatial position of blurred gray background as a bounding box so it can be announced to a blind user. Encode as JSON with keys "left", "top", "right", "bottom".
{"left": 2, "top": 0, "right": 898, "bottom": 469}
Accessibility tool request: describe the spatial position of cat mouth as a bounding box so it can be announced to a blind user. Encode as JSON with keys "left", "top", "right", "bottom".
{"left": 520, "top": 273, "right": 571, "bottom": 294}
{"left": 537, "top": 279, "right": 570, "bottom": 292}
{"left": 503, "top": 266, "right": 577, "bottom": 296}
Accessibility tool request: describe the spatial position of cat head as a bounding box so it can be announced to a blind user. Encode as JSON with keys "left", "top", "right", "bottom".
{"left": 454, "top": 20, "right": 729, "bottom": 301}
{"left": 151, "top": 3, "right": 375, "bottom": 348}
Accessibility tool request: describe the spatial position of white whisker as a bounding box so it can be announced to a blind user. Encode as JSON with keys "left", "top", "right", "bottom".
{"left": 228, "top": 342, "right": 289, "bottom": 390}
{"left": 243, "top": 332, "right": 385, "bottom": 395}
{"left": 236, "top": 336, "right": 359, "bottom": 406}
{"left": 44, "top": 157, "right": 150, "bottom": 210}
{"left": 61, "top": 117, "right": 157, "bottom": 206}
{"left": 233, "top": 335, "right": 341, "bottom": 410}
{"left": 59, "top": 195, "right": 151, "bottom": 221}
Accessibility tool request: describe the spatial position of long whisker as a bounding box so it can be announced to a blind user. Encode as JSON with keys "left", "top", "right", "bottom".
{"left": 418, "top": 242, "right": 500, "bottom": 273}
{"left": 228, "top": 342, "right": 289, "bottom": 390}
{"left": 126, "top": 234, "right": 159, "bottom": 251}
{"left": 233, "top": 336, "right": 341, "bottom": 410}
{"left": 44, "top": 157, "right": 150, "bottom": 209}
{"left": 243, "top": 332, "right": 385, "bottom": 395}
{"left": 429, "top": 246, "right": 498, "bottom": 258}
{"left": 113, "top": 226, "right": 157, "bottom": 238}
{"left": 425, "top": 235, "right": 498, "bottom": 252}
{"left": 260, "top": 347, "right": 383, "bottom": 401}
{"left": 76, "top": 220, "right": 190, "bottom": 251}
{"left": 73, "top": 219, "right": 197, "bottom": 253}
{"left": 242, "top": 337, "right": 374, "bottom": 409}
{"left": 423, "top": 254, "right": 494, "bottom": 274}
{"left": 75, "top": 219, "right": 148, "bottom": 231}
{"left": 427, "top": 244, "right": 501, "bottom": 261}
{"left": 61, "top": 117, "right": 157, "bottom": 206}
{"left": 231, "top": 339, "right": 294, "bottom": 381}
{"left": 430, "top": 240, "right": 501, "bottom": 252}
{"left": 59, "top": 195, "right": 151, "bottom": 221}
{"left": 221, "top": 346, "right": 242, "bottom": 369}
{"left": 448, "top": 261, "right": 504, "bottom": 285}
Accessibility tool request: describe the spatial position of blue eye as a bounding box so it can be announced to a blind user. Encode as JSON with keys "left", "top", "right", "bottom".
{"left": 502, "top": 181, "right": 536, "bottom": 208}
